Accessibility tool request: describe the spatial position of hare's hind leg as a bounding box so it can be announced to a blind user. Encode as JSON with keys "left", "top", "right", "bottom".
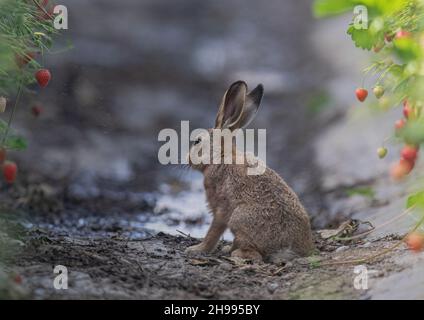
{"left": 230, "top": 235, "right": 263, "bottom": 261}
{"left": 228, "top": 207, "right": 264, "bottom": 262}
{"left": 231, "top": 248, "right": 262, "bottom": 262}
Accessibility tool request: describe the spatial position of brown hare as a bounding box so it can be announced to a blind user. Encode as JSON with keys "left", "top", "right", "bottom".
{"left": 185, "top": 81, "right": 314, "bottom": 262}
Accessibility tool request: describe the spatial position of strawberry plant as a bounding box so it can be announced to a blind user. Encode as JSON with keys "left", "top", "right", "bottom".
{"left": 0, "top": 0, "right": 61, "bottom": 184}
{"left": 314, "top": 0, "right": 424, "bottom": 251}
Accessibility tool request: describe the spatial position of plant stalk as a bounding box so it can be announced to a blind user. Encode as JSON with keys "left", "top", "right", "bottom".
{"left": 2, "top": 82, "right": 23, "bottom": 147}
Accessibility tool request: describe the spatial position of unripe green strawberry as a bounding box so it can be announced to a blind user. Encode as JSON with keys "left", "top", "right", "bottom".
{"left": 373, "top": 86, "right": 385, "bottom": 99}
{"left": 377, "top": 147, "right": 388, "bottom": 159}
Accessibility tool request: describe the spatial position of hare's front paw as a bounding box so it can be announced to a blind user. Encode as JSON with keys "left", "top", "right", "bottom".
{"left": 185, "top": 243, "right": 209, "bottom": 254}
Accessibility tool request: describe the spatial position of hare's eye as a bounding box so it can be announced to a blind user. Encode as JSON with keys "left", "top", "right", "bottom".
{"left": 193, "top": 137, "right": 201, "bottom": 145}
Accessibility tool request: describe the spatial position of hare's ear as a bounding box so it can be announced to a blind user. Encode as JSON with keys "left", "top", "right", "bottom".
{"left": 237, "top": 84, "right": 264, "bottom": 129}
{"left": 215, "top": 81, "right": 247, "bottom": 129}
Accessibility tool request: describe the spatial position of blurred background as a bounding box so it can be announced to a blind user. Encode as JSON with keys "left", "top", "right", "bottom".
{"left": 8, "top": 0, "right": 378, "bottom": 237}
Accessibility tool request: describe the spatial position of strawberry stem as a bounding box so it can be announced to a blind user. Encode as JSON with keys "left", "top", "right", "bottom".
{"left": 31, "top": 0, "right": 54, "bottom": 20}
{"left": 1, "top": 81, "right": 23, "bottom": 147}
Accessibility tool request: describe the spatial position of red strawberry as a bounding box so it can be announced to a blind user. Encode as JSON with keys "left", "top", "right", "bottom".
{"left": 355, "top": 88, "right": 368, "bottom": 102}
{"left": 406, "top": 232, "right": 424, "bottom": 252}
{"left": 0, "top": 148, "right": 6, "bottom": 163}
{"left": 3, "top": 161, "right": 17, "bottom": 184}
{"left": 403, "top": 100, "right": 413, "bottom": 119}
{"left": 401, "top": 145, "right": 418, "bottom": 161}
{"left": 390, "top": 159, "right": 414, "bottom": 180}
{"left": 13, "top": 274, "right": 23, "bottom": 285}
{"left": 395, "top": 30, "right": 411, "bottom": 40}
{"left": 390, "top": 163, "right": 405, "bottom": 180}
{"left": 395, "top": 119, "right": 406, "bottom": 130}
{"left": 32, "top": 105, "right": 43, "bottom": 117}
{"left": 35, "top": 69, "right": 51, "bottom": 88}
{"left": 400, "top": 158, "right": 414, "bottom": 173}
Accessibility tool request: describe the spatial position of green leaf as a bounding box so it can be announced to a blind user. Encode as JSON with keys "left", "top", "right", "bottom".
{"left": 401, "top": 119, "right": 424, "bottom": 145}
{"left": 313, "top": 0, "right": 406, "bottom": 18}
{"left": 313, "top": 0, "right": 355, "bottom": 18}
{"left": 4, "top": 135, "right": 27, "bottom": 150}
{"left": 407, "top": 191, "right": 424, "bottom": 209}
{"left": 393, "top": 38, "right": 423, "bottom": 63}
{"left": 308, "top": 256, "right": 322, "bottom": 269}
{"left": 0, "top": 119, "right": 27, "bottom": 150}
{"left": 345, "top": 186, "right": 375, "bottom": 199}
{"left": 0, "top": 118, "right": 9, "bottom": 131}
{"left": 373, "top": 0, "right": 407, "bottom": 16}
{"left": 347, "top": 25, "right": 381, "bottom": 50}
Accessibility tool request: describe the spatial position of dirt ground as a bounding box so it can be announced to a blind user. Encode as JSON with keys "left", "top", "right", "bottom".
{"left": 0, "top": 183, "right": 410, "bottom": 300}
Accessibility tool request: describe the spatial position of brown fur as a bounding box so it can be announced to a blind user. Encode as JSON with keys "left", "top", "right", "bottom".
{"left": 185, "top": 81, "right": 314, "bottom": 262}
